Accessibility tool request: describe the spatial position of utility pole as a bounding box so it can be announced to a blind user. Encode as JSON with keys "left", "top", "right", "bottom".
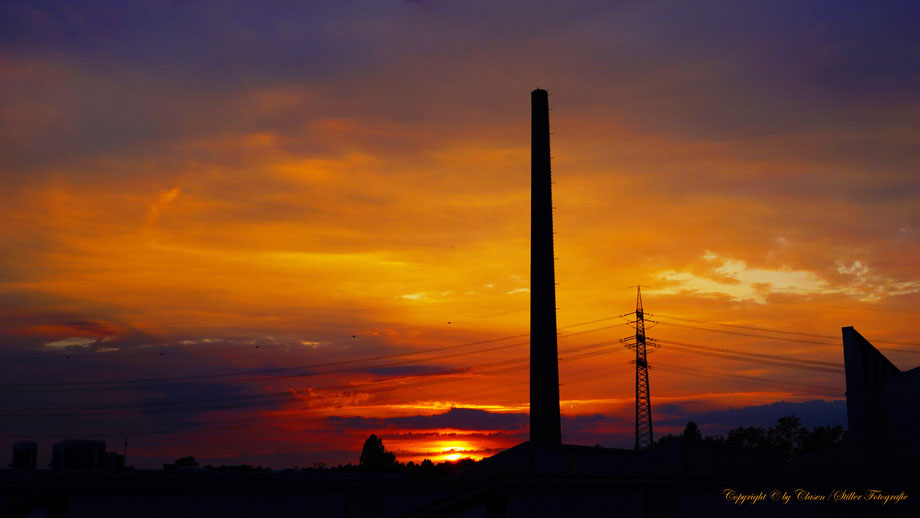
{"left": 123, "top": 436, "right": 128, "bottom": 469}
{"left": 621, "top": 286, "right": 658, "bottom": 450}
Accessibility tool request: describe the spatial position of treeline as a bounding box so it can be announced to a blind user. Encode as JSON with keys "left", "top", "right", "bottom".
{"left": 164, "top": 416, "right": 844, "bottom": 474}
{"left": 340, "top": 433, "right": 477, "bottom": 478}
{"left": 656, "top": 415, "right": 845, "bottom": 460}
{"left": 163, "top": 434, "right": 477, "bottom": 478}
{"left": 163, "top": 456, "right": 271, "bottom": 472}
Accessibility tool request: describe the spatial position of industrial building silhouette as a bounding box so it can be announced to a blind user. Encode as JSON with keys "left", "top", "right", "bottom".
{"left": 9, "top": 442, "right": 37, "bottom": 470}
{"left": 842, "top": 327, "right": 920, "bottom": 475}
{"left": 2, "top": 90, "right": 917, "bottom": 517}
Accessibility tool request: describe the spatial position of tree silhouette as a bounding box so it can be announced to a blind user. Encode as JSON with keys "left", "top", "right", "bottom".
{"left": 655, "top": 415, "right": 845, "bottom": 459}
{"left": 725, "top": 426, "right": 771, "bottom": 449}
{"left": 682, "top": 420, "right": 702, "bottom": 441}
{"left": 801, "top": 425, "right": 845, "bottom": 455}
{"left": 768, "top": 416, "right": 807, "bottom": 459}
{"left": 359, "top": 434, "right": 397, "bottom": 471}
{"left": 175, "top": 456, "right": 198, "bottom": 467}
{"left": 164, "top": 456, "right": 198, "bottom": 470}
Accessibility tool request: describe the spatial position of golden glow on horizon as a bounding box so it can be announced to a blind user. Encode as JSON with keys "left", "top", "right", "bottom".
{"left": 429, "top": 440, "right": 476, "bottom": 462}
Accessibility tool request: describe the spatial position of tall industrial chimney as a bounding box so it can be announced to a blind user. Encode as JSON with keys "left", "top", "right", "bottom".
{"left": 530, "top": 89, "right": 562, "bottom": 444}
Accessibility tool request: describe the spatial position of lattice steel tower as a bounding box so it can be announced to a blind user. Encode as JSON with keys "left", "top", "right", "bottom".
{"left": 622, "top": 286, "right": 658, "bottom": 450}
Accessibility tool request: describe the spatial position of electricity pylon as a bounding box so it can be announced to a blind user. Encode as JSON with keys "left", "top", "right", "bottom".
{"left": 621, "top": 286, "right": 659, "bottom": 451}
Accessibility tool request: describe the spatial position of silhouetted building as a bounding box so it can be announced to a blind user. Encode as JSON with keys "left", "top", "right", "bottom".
{"left": 10, "top": 441, "right": 38, "bottom": 470}
{"left": 51, "top": 440, "right": 123, "bottom": 471}
{"left": 529, "top": 88, "right": 561, "bottom": 444}
{"left": 843, "top": 326, "right": 920, "bottom": 474}
{"left": 105, "top": 451, "right": 126, "bottom": 470}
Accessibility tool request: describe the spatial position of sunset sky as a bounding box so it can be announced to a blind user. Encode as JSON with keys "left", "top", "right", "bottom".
{"left": 1, "top": 1, "right": 918, "bottom": 468}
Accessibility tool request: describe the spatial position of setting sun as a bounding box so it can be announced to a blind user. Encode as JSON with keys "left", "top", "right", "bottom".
{"left": 437, "top": 439, "right": 474, "bottom": 462}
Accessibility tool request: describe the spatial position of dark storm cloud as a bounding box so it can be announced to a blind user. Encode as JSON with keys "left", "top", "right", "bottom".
{"left": 389, "top": 407, "right": 528, "bottom": 430}
{"left": 327, "top": 415, "right": 385, "bottom": 432}
{"left": 0, "top": 305, "right": 160, "bottom": 355}
{"left": 134, "top": 381, "right": 293, "bottom": 422}
{"left": 327, "top": 407, "right": 528, "bottom": 432}
{"left": 327, "top": 408, "right": 629, "bottom": 441}
{"left": 383, "top": 430, "right": 510, "bottom": 441}
{"left": 657, "top": 399, "right": 847, "bottom": 432}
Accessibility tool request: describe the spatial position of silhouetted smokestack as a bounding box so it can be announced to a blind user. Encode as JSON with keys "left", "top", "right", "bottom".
{"left": 530, "top": 89, "right": 562, "bottom": 444}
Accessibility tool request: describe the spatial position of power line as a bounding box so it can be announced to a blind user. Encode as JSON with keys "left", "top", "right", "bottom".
{"left": 16, "top": 355, "right": 635, "bottom": 440}
{"left": 652, "top": 361, "right": 840, "bottom": 395}
{"left": 658, "top": 339, "right": 845, "bottom": 374}
{"left": 0, "top": 318, "right": 631, "bottom": 391}
{"left": 0, "top": 341, "right": 629, "bottom": 418}
{"left": 0, "top": 291, "right": 626, "bottom": 362}
{"left": 5, "top": 345, "right": 845, "bottom": 441}
{"left": 766, "top": 299, "right": 920, "bottom": 316}
{"left": 650, "top": 316, "right": 920, "bottom": 358}
{"left": 652, "top": 320, "right": 838, "bottom": 347}
{"left": 0, "top": 310, "right": 627, "bottom": 363}
{"left": 656, "top": 334, "right": 843, "bottom": 367}
{"left": 649, "top": 313, "right": 920, "bottom": 348}
{"left": 0, "top": 339, "right": 534, "bottom": 394}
